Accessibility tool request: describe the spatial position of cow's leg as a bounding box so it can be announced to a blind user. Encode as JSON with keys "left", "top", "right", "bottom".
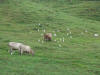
{"left": 18, "top": 48, "right": 21, "bottom": 55}
{"left": 10, "top": 48, "right": 13, "bottom": 55}
{"left": 20, "top": 49, "right": 23, "bottom": 55}
{"left": 49, "top": 38, "right": 51, "bottom": 41}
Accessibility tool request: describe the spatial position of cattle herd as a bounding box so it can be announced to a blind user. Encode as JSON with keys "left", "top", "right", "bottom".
{"left": 8, "top": 33, "right": 52, "bottom": 56}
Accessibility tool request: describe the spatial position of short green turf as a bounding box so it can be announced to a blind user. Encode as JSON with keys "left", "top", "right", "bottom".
{"left": 0, "top": 0, "right": 100, "bottom": 75}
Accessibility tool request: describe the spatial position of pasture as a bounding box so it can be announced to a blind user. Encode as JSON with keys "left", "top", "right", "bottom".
{"left": 0, "top": 0, "right": 100, "bottom": 75}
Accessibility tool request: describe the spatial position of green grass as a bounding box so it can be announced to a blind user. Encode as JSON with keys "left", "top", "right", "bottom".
{"left": 0, "top": 0, "right": 100, "bottom": 75}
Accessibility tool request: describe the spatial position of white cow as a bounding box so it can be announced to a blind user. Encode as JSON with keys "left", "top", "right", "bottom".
{"left": 8, "top": 42, "right": 34, "bottom": 56}
{"left": 8, "top": 42, "right": 23, "bottom": 55}
{"left": 20, "top": 44, "right": 34, "bottom": 56}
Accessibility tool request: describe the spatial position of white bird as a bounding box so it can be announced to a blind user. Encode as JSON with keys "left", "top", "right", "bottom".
{"left": 85, "top": 30, "right": 88, "bottom": 32}
{"left": 62, "top": 37, "right": 64, "bottom": 42}
{"left": 62, "top": 39, "right": 64, "bottom": 42}
{"left": 41, "top": 33, "right": 43, "bottom": 36}
{"left": 54, "top": 33, "right": 57, "bottom": 36}
{"left": 54, "top": 39, "right": 56, "bottom": 42}
{"left": 38, "top": 29, "right": 39, "bottom": 32}
{"left": 67, "top": 28, "right": 70, "bottom": 31}
{"left": 70, "top": 36, "right": 72, "bottom": 38}
{"left": 94, "top": 33, "right": 99, "bottom": 37}
{"left": 43, "top": 29, "right": 45, "bottom": 32}
{"left": 38, "top": 39, "right": 40, "bottom": 42}
{"left": 69, "top": 32, "right": 71, "bottom": 34}
{"left": 38, "top": 23, "right": 41, "bottom": 26}
{"left": 67, "top": 33, "right": 69, "bottom": 36}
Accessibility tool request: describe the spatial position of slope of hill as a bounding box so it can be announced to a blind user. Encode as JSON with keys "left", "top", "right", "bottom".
{"left": 0, "top": 0, "right": 100, "bottom": 75}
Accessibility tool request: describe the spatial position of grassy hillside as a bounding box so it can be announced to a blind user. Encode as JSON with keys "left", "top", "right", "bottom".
{"left": 0, "top": 0, "right": 100, "bottom": 75}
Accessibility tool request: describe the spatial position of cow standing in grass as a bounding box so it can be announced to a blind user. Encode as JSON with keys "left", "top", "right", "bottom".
{"left": 8, "top": 42, "right": 34, "bottom": 56}
{"left": 8, "top": 42, "right": 22, "bottom": 55}
{"left": 20, "top": 44, "right": 34, "bottom": 56}
{"left": 44, "top": 33, "right": 52, "bottom": 41}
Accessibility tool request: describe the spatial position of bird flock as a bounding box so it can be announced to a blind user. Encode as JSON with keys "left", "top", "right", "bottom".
{"left": 34, "top": 23, "right": 99, "bottom": 48}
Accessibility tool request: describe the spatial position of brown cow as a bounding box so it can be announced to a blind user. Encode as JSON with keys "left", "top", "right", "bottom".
{"left": 44, "top": 33, "right": 52, "bottom": 41}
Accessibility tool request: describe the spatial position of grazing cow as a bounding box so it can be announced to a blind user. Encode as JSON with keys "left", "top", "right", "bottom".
{"left": 8, "top": 42, "right": 23, "bottom": 55}
{"left": 20, "top": 44, "right": 34, "bottom": 56}
{"left": 8, "top": 42, "right": 34, "bottom": 56}
{"left": 44, "top": 33, "right": 52, "bottom": 41}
